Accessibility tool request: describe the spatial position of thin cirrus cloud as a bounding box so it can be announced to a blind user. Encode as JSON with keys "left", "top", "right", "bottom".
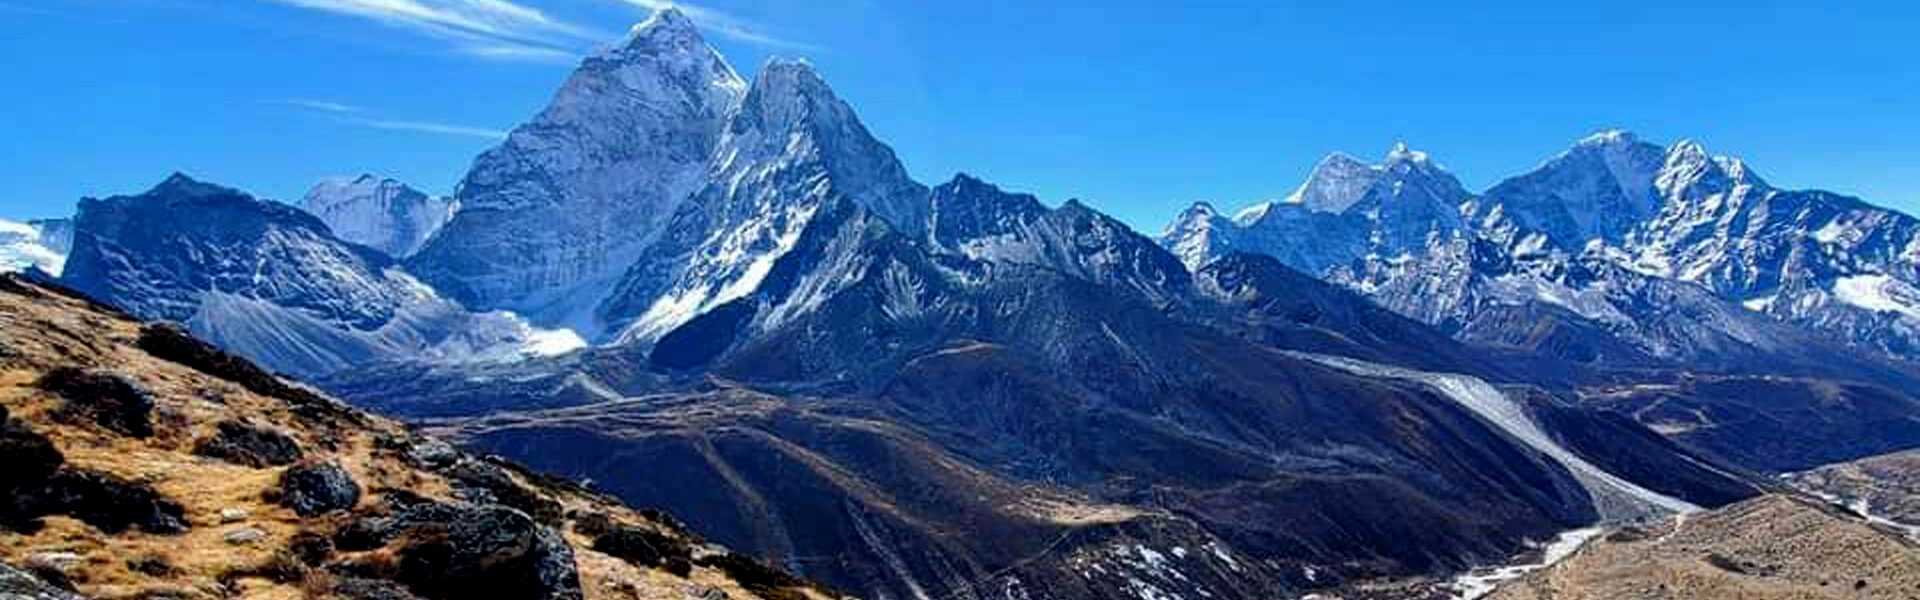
{"left": 284, "top": 99, "right": 509, "bottom": 140}
{"left": 257, "top": 0, "right": 820, "bottom": 61}
{"left": 257, "top": 0, "right": 605, "bottom": 62}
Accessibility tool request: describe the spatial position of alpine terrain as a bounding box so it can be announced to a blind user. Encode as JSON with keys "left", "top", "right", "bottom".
{"left": 7, "top": 7, "right": 1920, "bottom": 600}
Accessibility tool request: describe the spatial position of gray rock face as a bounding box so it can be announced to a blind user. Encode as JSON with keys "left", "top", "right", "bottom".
{"left": 299, "top": 175, "right": 456, "bottom": 259}
{"left": 1473, "top": 130, "right": 1666, "bottom": 248}
{"left": 278, "top": 461, "right": 361, "bottom": 516}
{"left": 58, "top": 174, "right": 560, "bottom": 378}
{"left": 926, "top": 174, "right": 1190, "bottom": 305}
{"left": 0, "top": 563, "right": 86, "bottom": 600}
{"left": 407, "top": 8, "right": 746, "bottom": 331}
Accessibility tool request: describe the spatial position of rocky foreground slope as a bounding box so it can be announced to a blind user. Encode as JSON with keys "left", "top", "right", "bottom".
{"left": 0, "top": 275, "right": 836, "bottom": 600}
{"left": 1486, "top": 495, "right": 1920, "bottom": 600}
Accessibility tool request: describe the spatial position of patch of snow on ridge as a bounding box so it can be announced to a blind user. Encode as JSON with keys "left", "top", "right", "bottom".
{"left": 1447, "top": 527, "right": 1604, "bottom": 600}
{"left": 1833, "top": 275, "right": 1920, "bottom": 322}
{"left": 1289, "top": 351, "right": 1700, "bottom": 520}
{"left": 0, "top": 218, "right": 67, "bottom": 275}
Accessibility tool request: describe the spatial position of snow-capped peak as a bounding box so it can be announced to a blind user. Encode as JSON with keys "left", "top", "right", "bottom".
{"left": 1383, "top": 141, "right": 1431, "bottom": 165}
{"left": 1576, "top": 129, "right": 1638, "bottom": 148}
{"left": 1286, "top": 152, "right": 1382, "bottom": 215}
{"left": 300, "top": 174, "right": 456, "bottom": 258}
{"left": 1232, "top": 201, "right": 1276, "bottom": 225}
{"left": 615, "top": 7, "right": 703, "bottom": 53}
{"left": 1656, "top": 139, "right": 1767, "bottom": 200}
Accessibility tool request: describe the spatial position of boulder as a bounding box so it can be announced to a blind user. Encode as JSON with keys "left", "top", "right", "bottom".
{"left": 278, "top": 461, "right": 361, "bottom": 517}
{"left": 333, "top": 577, "right": 423, "bottom": 600}
{"left": 592, "top": 525, "right": 692, "bottom": 572}
{"left": 224, "top": 527, "right": 267, "bottom": 545}
{"left": 1, "top": 409, "right": 63, "bottom": 493}
{"left": 194, "top": 420, "right": 304, "bottom": 468}
{"left": 36, "top": 367, "right": 154, "bottom": 438}
{"left": 33, "top": 470, "right": 189, "bottom": 535}
{"left": 0, "top": 563, "right": 85, "bottom": 600}
{"left": 389, "top": 502, "right": 582, "bottom": 600}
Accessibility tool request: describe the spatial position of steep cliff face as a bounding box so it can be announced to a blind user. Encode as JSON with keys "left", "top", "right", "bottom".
{"left": 299, "top": 175, "right": 456, "bottom": 259}
{"left": 407, "top": 8, "right": 747, "bottom": 333}
{"left": 596, "top": 59, "right": 927, "bottom": 345}
{"left": 58, "top": 174, "right": 568, "bottom": 378}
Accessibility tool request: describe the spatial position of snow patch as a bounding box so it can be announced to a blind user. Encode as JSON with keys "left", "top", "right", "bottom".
{"left": 1832, "top": 275, "right": 1920, "bottom": 322}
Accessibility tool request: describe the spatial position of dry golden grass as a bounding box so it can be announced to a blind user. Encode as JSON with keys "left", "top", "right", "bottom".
{"left": 0, "top": 279, "right": 839, "bottom": 600}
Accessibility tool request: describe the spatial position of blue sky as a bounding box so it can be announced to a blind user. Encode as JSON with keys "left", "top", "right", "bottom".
{"left": 2, "top": 0, "right": 1917, "bottom": 231}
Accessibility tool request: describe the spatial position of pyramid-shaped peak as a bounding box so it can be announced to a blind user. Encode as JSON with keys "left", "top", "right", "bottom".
{"left": 759, "top": 57, "right": 826, "bottom": 86}
{"left": 627, "top": 7, "right": 700, "bottom": 42}
{"left": 1577, "top": 129, "right": 1639, "bottom": 147}
{"left": 148, "top": 172, "right": 237, "bottom": 198}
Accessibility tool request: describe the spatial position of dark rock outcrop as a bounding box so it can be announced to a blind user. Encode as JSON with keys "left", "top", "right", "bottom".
{"left": 193, "top": 420, "right": 304, "bottom": 468}
{"left": 0, "top": 563, "right": 86, "bottom": 600}
{"left": 591, "top": 524, "right": 692, "bottom": 572}
{"left": 32, "top": 470, "right": 189, "bottom": 535}
{"left": 278, "top": 461, "right": 361, "bottom": 517}
{"left": 36, "top": 367, "right": 154, "bottom": 438}
{"left": 3, "top": 409, "right": 186, "bottom": 535}
{"left": 388, "top": 503, "right": 582, "bottom": 600}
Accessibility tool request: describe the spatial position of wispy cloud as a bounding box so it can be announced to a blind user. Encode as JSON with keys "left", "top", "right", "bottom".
{"left": 607, "top": 0, "right": 821, "bottom": 52}
{"left": 286, "top": 99, "right": 508, "bottom": 140}
{"left": 256, "top": 0, "right": 609, "bottom": 62}
{"left": 285, "top": 99, "right": 363, "bottom": 113}
{"left": 348, "top": 117, "right": 509, "bottom": 140}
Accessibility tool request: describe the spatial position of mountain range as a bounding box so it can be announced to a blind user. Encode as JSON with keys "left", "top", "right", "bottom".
{"left": 12, "top": 8, "right": 1920, "bottom": 600}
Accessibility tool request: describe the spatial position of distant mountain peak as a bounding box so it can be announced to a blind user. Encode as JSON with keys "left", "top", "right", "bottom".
{"left": 1180, "top": 200, "right": 1219, "bottom": 217}
{"left": 1285, "top": 152, "right": 1384, "bottom": 215}
{"left": 301, "top": 175, "right": 456, "bottom": 258}
{"left": 1384, "top": 141, "right": 1431, "bottom": 165}
{"left": 150, "top": 172, "right": 233, "bottom": 198}
{"left": 618, "top": 6, "right": 703, "bottom": 51}
{"left": 1577, "top": 129, "right": 1639, "bottom": 147}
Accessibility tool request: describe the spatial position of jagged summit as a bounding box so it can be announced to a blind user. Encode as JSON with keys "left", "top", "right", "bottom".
{"left": 608, "top": 6, "right": 706, "bottom": 56}
{"left": 1383, "top": 141, "right": 1433, "bottom": 165}
{"left": 146, "top": 171, "right": 238, "bottom": 199}
{"left": 1284, "top": 151, "right": 1382, "bottom": 215}
{"left": 300, "top": 174, "right": 456, "bottom": 258}
{"left": 1577, "top": 128, "right": 1639, "bottom": 147}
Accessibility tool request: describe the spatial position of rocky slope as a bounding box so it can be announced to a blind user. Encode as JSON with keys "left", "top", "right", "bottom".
{"left": 1783, "top": 448, "right": 1920, "bottom": 539}
{"left": 0, "top": 274, "right": 837, "bottom": 600}
{"left": 1485, "top": 495, "right": 1920, "bottom": 600}
{"left": 299, "top": 175, "right": 457, "bottom": 259}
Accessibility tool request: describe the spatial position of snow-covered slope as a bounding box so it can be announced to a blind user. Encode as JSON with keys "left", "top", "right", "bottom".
{"left": 299, "top": 174, "right": 456, "bottom": 258}
{"left": 597, "top": 58, "right": 927, "bottom": 343}
{"left": 59, "top": 174, "right": 575, "bottom": 377}
{"left": 0, "top": 218, "right": 69, "bottom": 275}
{"left": 407, "top": 7, "right": 747, "bottom": 333}
{"left": 1472, "top": 130, "right": 1666, "bottom": 248}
